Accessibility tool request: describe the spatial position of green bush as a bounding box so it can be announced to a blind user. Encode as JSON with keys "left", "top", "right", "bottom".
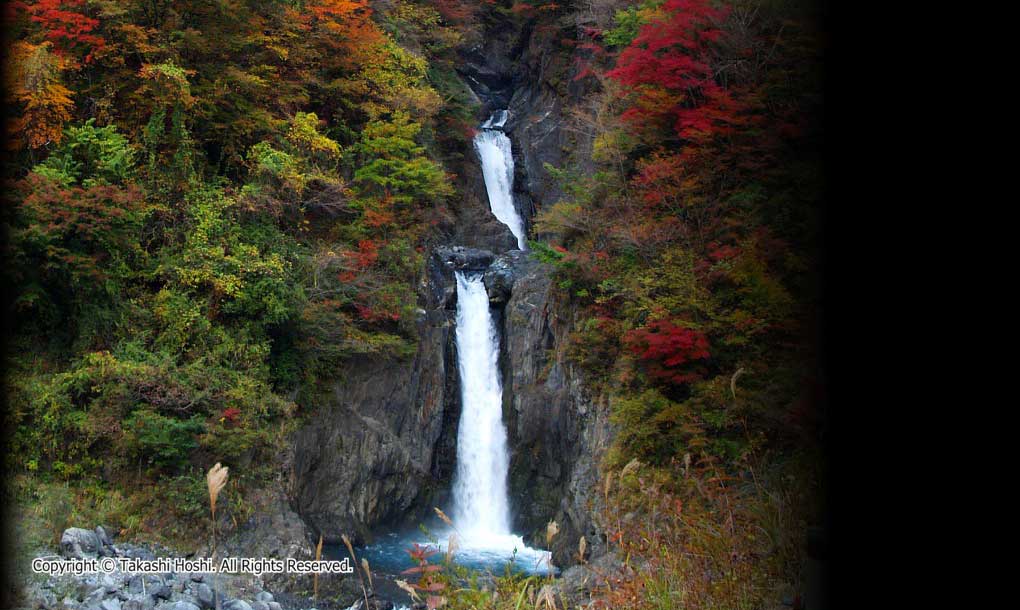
{"left": 121, "top": 410, "right": 203, "bottom": 473}
{"left": 33, "top": 119, "right": 136, "bottom": 187}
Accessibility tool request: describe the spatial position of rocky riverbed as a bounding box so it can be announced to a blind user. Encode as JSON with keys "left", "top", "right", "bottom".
{"left": 15, "top": 524, "right": 629, "bottom": 610}
{"left": 15, "top": 526, "right": 397, "bottom": 610}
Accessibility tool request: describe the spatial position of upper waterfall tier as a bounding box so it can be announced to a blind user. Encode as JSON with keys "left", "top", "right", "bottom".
{"left": 474, "top": 111, "right": 527, "bottom": 250}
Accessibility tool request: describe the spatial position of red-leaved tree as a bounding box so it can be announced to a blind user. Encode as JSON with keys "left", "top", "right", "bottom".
{"left": 625, "top": 319, "right": 710, "bottom": 385}
{"left": 606, "top": 0, "right": 742, "bottom": 141}
{"left": 22, "top": 0, "right": 105, "bottom": 63}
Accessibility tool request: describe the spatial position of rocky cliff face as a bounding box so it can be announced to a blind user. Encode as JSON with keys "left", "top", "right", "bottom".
{"left": 488, "top": 253, "right": 613, "bottom": 567}
{"left": 289, "top": 250, "right": 463, "bottom": 545}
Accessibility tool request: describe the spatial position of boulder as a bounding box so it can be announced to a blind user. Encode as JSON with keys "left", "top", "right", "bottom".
{"left": 194, "top": 583, "right": 214, "bottom": 610}
{"left": 95, "top": 526, "right": 117, "bottom": 557}
{"left": 99, "top": 598, "right": 122, "bottom": 610}
{"left": 150, "top": 582, "right": 172, "bottom": 600}
{"left": 123, "top": 598, "right": 154, "bottom": 610}
{"left": 434, "top": 246, "right": 495, "bottom": 271}
{"left": 61, "top": 528, "right": 102, "bottom": 559}
{"left": 483, "top": 251, "right": 524, "bottom": 304}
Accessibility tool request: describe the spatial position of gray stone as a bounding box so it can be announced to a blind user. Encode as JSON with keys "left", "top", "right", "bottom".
{"left": 266, "top": 603, "right": 282, "bottom": 610}
{"left": 150, "top": 583, "right": 172, "bottom": 601}
{"left": 169, "top": 603, "right": 200, "bottom": 610}
{"left": 99, "top": 599, "right": 122, "bottom": 610}
{"left": 483, "top": 251, "right": 523, "bottom": 304}
{"left": 193, "top": 583, "right": 214, "bottom": 610}
{"left": 222, "top": 600, "right": 253, "bottom": 610}
{"left": 100, "top": 574, "right": 120, "bottom": 593}
{"left": 250, "top": 603, "right": 270, "bottom": 610}
{"left": 254, "top": 592, "right": 273, "bottom": 603}
{"left": 61, "top": 528, "right": 102, "bottom": 559}
{"left": 120, "top": 547, "right": 155, "bottom": 561}
{"left": 85, "top": 587, "right": 106, "bottom": 604}
{"left": 95, "top": 526, "right": 114, "bottom": 547}
{"left": 122, "top": 597, "right": 154, "bottom": 610}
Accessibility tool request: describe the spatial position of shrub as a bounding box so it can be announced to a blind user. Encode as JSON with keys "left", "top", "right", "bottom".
{"left": 121, "top": 410, "right": 203, "bottom": 473}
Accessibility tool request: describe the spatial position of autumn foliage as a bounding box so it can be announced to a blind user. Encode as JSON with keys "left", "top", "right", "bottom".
{"left": 17, "top": 0, "right": 106, "bottom": 62}
{"left": 606, "top": 0, "right": 743, "bottom": 141}
{"left": 625, "top": 320, "right": 710, "bottom": 385}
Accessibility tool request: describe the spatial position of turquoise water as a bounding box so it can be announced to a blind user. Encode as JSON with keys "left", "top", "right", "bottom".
{"left": 325, "top": 522, "right": 556, "bottom": 609}
{"left": 325, "top": 520, "right": 556, "bottom": 578}
{"left": 353, "top": 530, "right": 556, "bottom": 577}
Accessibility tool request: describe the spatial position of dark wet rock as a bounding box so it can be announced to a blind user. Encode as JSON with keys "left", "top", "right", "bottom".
{"left": 292, "top": 355, "right": 451, "bottom": 545}
{"left": 500, "top": 254, "right": 614, "bottom": 568}
{"left": 483, "top": 251, "right": 525, "bottom": 305}
{"left": 434, "top": 246, "right": 495, "bottom": 271}
{"left": 291, "top": 249, "right": 462, "bottom": 548}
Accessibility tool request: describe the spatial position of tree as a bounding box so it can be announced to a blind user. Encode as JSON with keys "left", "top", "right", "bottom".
{"left": 4, "top": 41, "right": 75, "bottom": 150}
{"left": 624, "top": 319, "right": 710, "bottom": 385}
{"left": 353, "top": 111, "right": 451, "bottom": 208}
{"left": 606, "top": 0, "right": 742, "bottom": 141}
{"left": 33, "top": 119, "right": 135, "bottom": 186}
{"left": 22, "top": 0, "right": 106, "bottom": 63}
{"left": 139, "top": 61, "right": 197, "bottom": 196}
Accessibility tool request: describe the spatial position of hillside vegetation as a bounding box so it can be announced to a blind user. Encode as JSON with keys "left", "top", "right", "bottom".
{"left": 3, "top": 1, "right": 826, "bottom": 608}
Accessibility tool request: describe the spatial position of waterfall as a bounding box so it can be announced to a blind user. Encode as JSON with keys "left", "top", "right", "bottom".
{"left": 353, "top": 122, "right": 554, "bottom": 578}
{"left": 452, "top": 272, "right": 512, "bottom": 540}
{"left": 475, "top": 112, "right": 527, "bottom": 250}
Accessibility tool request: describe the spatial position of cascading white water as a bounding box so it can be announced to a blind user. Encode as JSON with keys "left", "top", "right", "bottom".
{"left": 475, "top": 112, "right": 527, "bottom": 250}
{"left": 452, "top": 272, "right": 512, "bottom": 540}
{"left": 352, "top": 119, "right": 555, "bottom": 582}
